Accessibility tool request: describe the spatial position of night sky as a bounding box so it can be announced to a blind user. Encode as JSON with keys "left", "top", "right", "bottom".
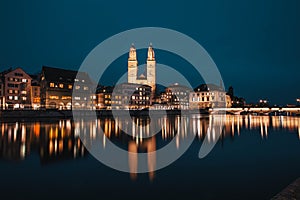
{"left": 0, "top": 0, "right": 299, "bottom": 105}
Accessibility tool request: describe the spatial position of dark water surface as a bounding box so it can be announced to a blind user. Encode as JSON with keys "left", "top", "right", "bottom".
{"left": 0, "top": 115, "right": 299, "bottom": 200}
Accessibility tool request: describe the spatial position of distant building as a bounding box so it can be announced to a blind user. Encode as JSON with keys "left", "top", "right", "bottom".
{"left": 96, "top": 86, "right": 113, "bottom": 110}
{"left": 160, "top": 83, "right": 191, "bottom": 110}
{"left": 0, "top": 78, "right": 3, "bottom": 109}
{"left": 30, "top": 74, "right": 41, "bottom": 110}
{"left": 189, "top": 84, "right": 231, "bottom": 109}
{"left": 112, "top": 83, "right": 151, "bottom": 109}
{"left": 226, "top": 86, "right": 245, "bottom": 107}
{"left": 128, "top": 44, "right": 156, "bottom": 97}
{"left": 40, "top": 66, "right": 94, "bottom": 110}
{"left": 0, "top": 68, "right": 32, "bottom": 109}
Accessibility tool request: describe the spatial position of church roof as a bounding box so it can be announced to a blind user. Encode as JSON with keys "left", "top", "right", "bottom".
{"left": 137, "top": 73, "right": 147, "bottom": 80}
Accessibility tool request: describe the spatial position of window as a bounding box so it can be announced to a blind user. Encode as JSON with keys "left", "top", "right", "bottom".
{"left": 83, "top": 86, "right": 89, "bottom": 91}
{"left": 14, "top": 96, "right": 18, "bottom": 100}
{"left": 74, "top": 79, "right": 79, "bottom": 82}
{"left": 22, "top": 97, "right": 26, "bottom": 101}
{"left": 50, "top": 83, "right": 55, "bottom": 87}
{"left": 49, "top": 95, "right": 59, "bottom": 100}
{"left": 8, "top": 83, "right": 16, "bottom": 88}
{"left": 14, "top": 90, "right": 18, "bottom": 94}
{"left": 14, "top": 72, "right": 23, "bottom": 77}
{"left": 62, "top": 96, "right": 71, "bottom": 100}
{"left": 59, "top": 84, "right": 64, "bottom": 88}
{"left": 8, "top": 77, "right": 14, "bottom": 81}
{"left": 75, "top": 85, "right": 80, "bottom": 90}
{"left": 82, "top": 80, "right": 85, "bottom": 83}
{"left": 68, "top": 85, "right": 72, "bottom": 89}
{"left": 8, "top": 96, "right": 13, "bottom": 100}
{"left": 74, "top": 97, "right": 80, "bottom": 100}
{"left": 8, "top": 90, "right": 13, "bottom": 94}
{"left": 22, "top": 79, "right": 27, "bottom": 83}
{"left": 21, "top": 91, "right": 26, "bottom": 95}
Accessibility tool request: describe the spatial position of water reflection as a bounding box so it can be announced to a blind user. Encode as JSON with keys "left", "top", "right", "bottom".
{"left": 0, "top": 115, "right": 300, "bottom": 180}
{"left": 0, "top": 120, "right": 85, "bottom": 163}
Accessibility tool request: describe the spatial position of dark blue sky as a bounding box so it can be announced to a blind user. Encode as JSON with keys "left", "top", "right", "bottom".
{"left": 0, "top": 0, "right": 299, "bottom": 105}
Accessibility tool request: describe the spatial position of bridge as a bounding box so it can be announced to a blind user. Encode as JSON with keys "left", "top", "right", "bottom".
{"left": 209, "top": 107, "right": 300, "bottom": 115}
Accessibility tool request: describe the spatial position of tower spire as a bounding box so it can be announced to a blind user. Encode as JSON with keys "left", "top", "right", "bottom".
{"left": 129, "top": 43, "right": 137, "bottom": 61}
{"left": 147, "top": 43, "right": 155, "bottom": 61}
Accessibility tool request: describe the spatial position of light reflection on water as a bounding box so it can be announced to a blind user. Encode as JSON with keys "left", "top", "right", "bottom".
{"left": 0, "top": 115, "right": 300, "bottom": 179}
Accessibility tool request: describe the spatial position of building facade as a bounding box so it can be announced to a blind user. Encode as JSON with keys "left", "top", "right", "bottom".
{"left": 30, "top": 74, "right": 41, "bottom": 110}
{"left": 40, "top": 66, "right": 94, "bottom": 110}
{"left": 0, "top": 78, "right": 3, "bottom": 109}
{"left": 189, "top": 84, "right": 231, "bottom": 109}
{"left": 112, "top": 83, "right": 151, "bottom": 109}
{"left": 0, "top": 68, "right": 32, "bottom": 109}
{"left": 96, "top": 86, "right": 113, "bottom": 110}
{"left": 159, "top": 83, "right": 192, "bottom": 110}
{"left": 128, "top": 44, "right": 156, "bottom": 95}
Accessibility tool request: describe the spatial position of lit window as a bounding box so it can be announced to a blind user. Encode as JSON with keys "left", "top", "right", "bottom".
{"left": 74, "top": 97, "right": 80, "bottom": 100}
{"left": 62, "top": 96, "right": 71, "bottom": 100}
{"left": 49, "top": 96, "right": 59, "bottom": 100}
{"left": 8, "top": 90, "right": 13, "bottom": 94}
{"left": 83, "top": 86, "right": 89, "bottom": 90}
{"left": 132, "top": 96, "right": 135, "bottom": 100}
{"left": 8, "top": 96, "right": 13, "bottom": 100}
{"left": 14, "top": 96, "right": 18, "bottom": 100}
{"left": 22, "top": 79, "right": 27, "bottom": 83}
{"left": 14, "top": 90, "right": 18, "bottom": 94}
{"left": 75, "top": 85, "right": 80, "bottom": 90}
{"left": 50, "top": 83, "right": 55, "bottom": 87}
{"left": 68, "top": 85, "right": 72, "bottom": 89}
{"left": 59, "top": 84, "right": 64, "bottom": 88}
{"left": 21, "top": 91, "right": 26, "bottom": 94}
{"left": 74, "top": 79, "right": 79, "bottom": 82}
{"left": 22, "top": 97, "right": 26, "bottom": 101}
{"left": 82, "top": 80, "right": 85, "bottom": 83}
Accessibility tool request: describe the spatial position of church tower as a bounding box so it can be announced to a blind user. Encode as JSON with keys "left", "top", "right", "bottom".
{"left": 146, "top": 43, "right": 156, "bottom": 92}
{"left": 127, "top": 43, "right": 156, "bottom": 94}
{"left": 128, "top": 44, "right": 138, "bottom": 84}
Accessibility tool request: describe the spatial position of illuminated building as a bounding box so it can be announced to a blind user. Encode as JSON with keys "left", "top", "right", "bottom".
{"left": 40, "top": 66, "right": 94, "bottom": 110}
{"left": 96, "top": 86, "right": 113, "bottom": 110}
{"left": 160, "top": 83, "right": 192, "bottom": 110}
{"left": 0, "top": 68, "right": 32, "bottom": 109}
{"left": 30, "top": 74, "right": 41, "bottom": 110}
{"left": 128, "top": 43, "right": 156, "bottom": 97}
{"left": 0, "top": 78, "right": 3, "bottom": 109}
{"left": 112, "top": 83, "right": 151, "bottom": 109}
{"left": 189, "top": 84, "right": 230, "bottom": 109}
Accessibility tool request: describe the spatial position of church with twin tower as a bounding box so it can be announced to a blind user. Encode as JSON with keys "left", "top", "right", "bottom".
{"left": 127, "top": 43, "right": 156, "bottom": 93}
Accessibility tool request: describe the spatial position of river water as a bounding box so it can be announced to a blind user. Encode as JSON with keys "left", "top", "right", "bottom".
{"left": 0, "top": 114, "right": 299, "bottom": 199}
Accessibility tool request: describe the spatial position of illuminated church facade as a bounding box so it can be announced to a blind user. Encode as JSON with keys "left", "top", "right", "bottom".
{"left": 127, "top": 44, "right": 156, "bottom": 93}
